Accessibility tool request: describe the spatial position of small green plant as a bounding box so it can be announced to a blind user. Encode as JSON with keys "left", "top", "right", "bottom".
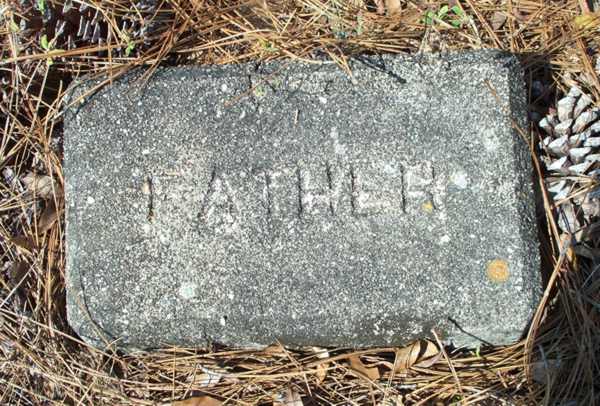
{"left": 422, "top": 5, "right": 465, "bottom": 28}
{"left": 258, "top": 38, "right": 278, "bottom": 53}
{"left": 40, "top": 34, "right": 50, "bottom": 51}
{"left": 40, "top": 34, "right": 63, "bottom": 66}
{"left": 450, "top": 395, "right": 463, "bottom": 404}
{"left": 10, "top": 18, "right": 20, "bottom": 33}
{"left": 125, "top": 41, "right": 135, "bottom": 57}
{"left": 40, "top": 34, "right": 54, "bottom": 66}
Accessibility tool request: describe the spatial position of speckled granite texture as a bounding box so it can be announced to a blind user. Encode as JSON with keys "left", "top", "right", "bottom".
{"left": 64, "top": 51, "right": 541, "bottom": 350}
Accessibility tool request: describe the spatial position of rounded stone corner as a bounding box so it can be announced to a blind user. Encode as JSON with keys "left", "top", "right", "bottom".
{"left": 65, "top": 286, "right": 112, "bottom": 349}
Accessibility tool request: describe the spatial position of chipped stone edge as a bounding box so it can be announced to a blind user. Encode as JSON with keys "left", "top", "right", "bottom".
{"left": 445, "top": 52, "right": 541, "bottom": 348}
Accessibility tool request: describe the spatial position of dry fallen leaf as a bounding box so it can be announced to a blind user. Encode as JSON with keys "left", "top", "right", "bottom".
{"left": 315, "top": 363, "right": 328, "bottom": 383}
{"left": 9, "top": 235, "right": 38, "bottom": 253}
{"left": 9, "top": 261, "right": 29, "bottom": 284}
{"left": 413, "top": 351, "right": 443, "bottom": 368}
{"left": 385, "top": 0, "right": 401, "bottom": 15}
{"left": 311, "top": 347, "right": 329, "bottom": 383}
{"left": 192, "top": 373, "right": 221, "bottom": 387}
{"left": 8, "top": 261, "right": 30, "bottom": 300}
{"left": 349, "top": 355, "right": 380, "bottom": 380}
{"left": 37, "top": 199, "right": 60, "bottom": 233}
{"left": 531, "top": 359, "right": 561, "bottom": 384}
{"left": 513, "top": 8, "right": 530, "bottom": 22}
{"left": 490, "top": 11, "right": 507, "bottom": 30}
{"left": 311, "top": 346, "right": 330, "bottom": 359}
{"left": 394, "top": 340, "right": 440, "bottom": 372}
{"left": 394, "top": 342, "right": 420, "bottom": 372}
{"left": 274, "top": 388, "right": 303, "bottom": 406}
{"left": 191, "top": 365, "right": 225, "bottom": 387}
{"left": 21, "top": 172, "right": 56, "bottom": 199}
{"left": 263, "top": 343, "right": 288, "bottom": 356}
{"left": 172, "top": 396, "right": 222, "bottom": 406}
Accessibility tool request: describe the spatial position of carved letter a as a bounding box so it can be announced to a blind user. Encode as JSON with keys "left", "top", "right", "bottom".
{"left": 199, "top": 169, "right": 239, "bottom": 225}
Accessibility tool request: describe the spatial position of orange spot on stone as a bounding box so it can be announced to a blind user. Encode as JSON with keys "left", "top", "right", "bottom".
{"left": 421, "top": 200, "right": 434, "bottom": 213}
{"left": 487, "top": 259, "right": 510, "bottom": 283}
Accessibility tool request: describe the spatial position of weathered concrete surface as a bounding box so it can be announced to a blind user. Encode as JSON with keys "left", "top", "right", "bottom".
{"left": 64, "top": 51, "right": 541, "bottom": 350}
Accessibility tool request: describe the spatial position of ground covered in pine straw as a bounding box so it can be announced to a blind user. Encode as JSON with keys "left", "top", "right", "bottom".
{"left": 1, "top": 0, "right": 600, "bottom": 404}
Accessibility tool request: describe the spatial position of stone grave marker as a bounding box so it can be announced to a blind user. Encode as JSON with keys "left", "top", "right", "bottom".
{"left": 64, "top": 51, "right": 541, "bottom": 349}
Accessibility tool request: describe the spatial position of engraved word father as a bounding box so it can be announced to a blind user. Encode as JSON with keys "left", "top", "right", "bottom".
{"left": 152, "top": 159, "right": 442, "bottom": 229}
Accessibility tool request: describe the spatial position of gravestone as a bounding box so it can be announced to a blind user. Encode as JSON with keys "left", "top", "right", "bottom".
{"left": 64, "top": 51, "right": 541, "bottom": 349}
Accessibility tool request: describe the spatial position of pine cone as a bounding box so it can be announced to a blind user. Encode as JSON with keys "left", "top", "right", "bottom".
{"left": 15, "top": 0, "right": 160, "bottom": 57}
{"left": 539, "top": 86, "right": 600, "bottom": 240}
